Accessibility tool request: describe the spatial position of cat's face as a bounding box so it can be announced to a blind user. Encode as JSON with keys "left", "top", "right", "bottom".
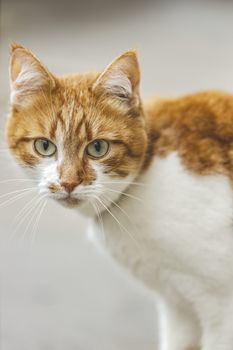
{"left": 7, "top": 44, "right": 147, "bottom": 214}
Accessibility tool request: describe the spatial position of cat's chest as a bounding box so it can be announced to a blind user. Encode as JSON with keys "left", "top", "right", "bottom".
{"left": 89, "top": 152, "right": 233, "bottom": 290}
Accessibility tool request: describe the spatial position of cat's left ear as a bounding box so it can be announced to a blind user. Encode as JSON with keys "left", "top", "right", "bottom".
{"left": 9, "top": 43, "right": 56, "bottom": 106}
{"left": 93, "top": 50, "right": 140, "bottom": 105}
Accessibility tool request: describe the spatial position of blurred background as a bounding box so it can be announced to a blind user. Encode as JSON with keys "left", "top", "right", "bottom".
{"left": 1, "top": 0, "right": 233, "bottom": 349}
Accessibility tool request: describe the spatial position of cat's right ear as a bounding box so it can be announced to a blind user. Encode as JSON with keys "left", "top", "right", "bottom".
{"left": 9, "top": 43, "right": 56, "bottom": 106}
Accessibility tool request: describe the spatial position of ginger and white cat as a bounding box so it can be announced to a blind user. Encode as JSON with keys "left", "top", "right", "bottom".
{"left": 7, "top": 43, "right": 233, "bottom": 350}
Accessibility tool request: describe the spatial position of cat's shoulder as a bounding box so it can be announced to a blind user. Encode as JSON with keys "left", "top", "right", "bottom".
{"left": 143, "top": 91, "right": 233, "bottom": 178}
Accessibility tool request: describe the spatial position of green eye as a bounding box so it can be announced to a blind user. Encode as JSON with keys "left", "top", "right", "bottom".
{"left": 86, "top": 140, "right": 109, "bottom": 158}
{"left": 34, "top": 138, "right": 57, "bottom": 157}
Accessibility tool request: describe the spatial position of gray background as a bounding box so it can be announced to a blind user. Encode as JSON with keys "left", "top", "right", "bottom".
{"left": 1, "top": 0, "right": 233, "bottom": 349}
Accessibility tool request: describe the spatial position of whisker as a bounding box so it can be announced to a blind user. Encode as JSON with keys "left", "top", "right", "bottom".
{"left": 102, "top": 193, "right": 134, "bottom": 223}
{"left": 93, "top": 195, "right": 141, "bottom": 249}
{"left": 14, "top": 193, "right": 40, "bottom": 222}
{"left": 99, "top": 181, "right": 148, "bottom": 187}
{"left": 78, "top": 184, "right": 143, "bottom": 202}
{"left": 102, "top": 187, "right": 143, "bottom": 202}
{"left": 0, "top": 189, "right": 36, "bottom": 209}
{"left": 29, "top": 199, "right": 47, "bottom": 248}
{"left": 0, "top": 187, "right": 37, "bottom": 200}
{"left": 10, "top": 193, "right": 43, "bottom": 240}
{"left": 102, "top": 193, "right": 142, "bottom": 242}
{"left": 21, "top": 196, "right": 46, "bottom": 241}
{"left": 91, "top": 199, "right": 106, "bottom": 244}
{"left": 78, "top": 190, "right": 102, "bottom": 197}
{"left": 0, "top": 179, "right": 37, "bottom": 185}
{"left": 80, "top": 184, "right": 102, "bottom": 191}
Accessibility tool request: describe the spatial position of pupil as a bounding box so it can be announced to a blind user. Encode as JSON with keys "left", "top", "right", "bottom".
{"left": 94, "top": 141, "right": 101, "bottom": 152}
{"left": 43, "top": 140, "right": 49, "bottom": 151}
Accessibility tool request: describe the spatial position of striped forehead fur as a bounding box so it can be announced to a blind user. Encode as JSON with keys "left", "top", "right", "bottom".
{"left": 7, "top": 45, "right": 147, "bottom": 180}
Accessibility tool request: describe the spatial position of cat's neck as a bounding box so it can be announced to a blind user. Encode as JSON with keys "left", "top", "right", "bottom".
{"left": 139, "top": 98, "right": 161, "bottom": 172}
{"left": 77, "top": 173, "right": 140, "bottom": 219}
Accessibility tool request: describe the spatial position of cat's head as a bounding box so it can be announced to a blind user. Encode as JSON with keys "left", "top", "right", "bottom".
{"left": 7, "top": 44, "right": 148, "bottom": 214}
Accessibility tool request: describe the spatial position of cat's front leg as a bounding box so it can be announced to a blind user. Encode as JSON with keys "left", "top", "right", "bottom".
{"left": 201, "top": 323, "right": 233, "bottom": 350}
{"left": 157, "top": 298, "right": 200, "bottom": 350}
{"left": 201, "top": 298, "right": 233, "bottom": 350}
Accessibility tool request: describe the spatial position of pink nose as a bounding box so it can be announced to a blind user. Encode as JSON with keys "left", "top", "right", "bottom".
{"left": 61, "top": 182, "right": 78, "bottom": 193}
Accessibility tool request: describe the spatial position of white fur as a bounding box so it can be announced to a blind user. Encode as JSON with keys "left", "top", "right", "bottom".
{"left": 88, "top": 152, "right": 233, "bottom": 350}
{"left": 36, "top": 149, "right": 233, "bottom": 349}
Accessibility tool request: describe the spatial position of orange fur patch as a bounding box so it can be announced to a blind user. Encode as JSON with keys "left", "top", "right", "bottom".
{"left": 7, "top": 44, "right": 233, "bottom": 183}
{"left": 144, "top": 91, "right": 233, "bottom": 179}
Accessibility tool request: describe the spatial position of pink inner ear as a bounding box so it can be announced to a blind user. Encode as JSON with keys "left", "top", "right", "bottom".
{"left": 102, "top": 71, "right": 132, "bottom": 98}
{"left": 14, "top": 62, "right": 46, "bottom": 88}
{"left": 10, "top": 47, "right": 55, "bottom": 106}
{"left": 93, "top": 50, "right": 140, "bottom": 99}
{"left": 10, "top": 64, "right": 47, "bottom": 105}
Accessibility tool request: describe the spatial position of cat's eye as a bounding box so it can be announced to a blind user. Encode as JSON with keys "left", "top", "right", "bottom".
{"left": 34, "top": 138, "right": 57, "bottom": 157}
{"left": 86, "top": 140, "right": 109, "bottom": 158}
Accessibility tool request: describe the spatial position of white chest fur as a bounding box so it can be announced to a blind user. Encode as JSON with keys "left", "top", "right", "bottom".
{"left": 90, "top": 152, "right": 233, "bottom": 301}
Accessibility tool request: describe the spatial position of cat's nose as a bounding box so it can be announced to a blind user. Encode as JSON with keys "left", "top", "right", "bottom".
{"left": 61, "top": 181, "right": 79, "bottom": 193}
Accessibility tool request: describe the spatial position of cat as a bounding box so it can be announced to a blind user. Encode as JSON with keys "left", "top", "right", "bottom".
{"left": 6, "top": 43, "right": 233, "bottom": 350}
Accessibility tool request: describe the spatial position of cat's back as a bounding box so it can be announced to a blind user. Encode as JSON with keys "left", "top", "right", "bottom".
{"left": 144, "top": 91, "right": 233, "bottom": 179}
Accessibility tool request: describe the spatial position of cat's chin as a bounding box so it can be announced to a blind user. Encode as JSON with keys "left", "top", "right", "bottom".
{"left": 55, "top": 196, "right": 97, "bottom": 217}
{"left": 56, "top": 197, "right": 83, "bottom": 208}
